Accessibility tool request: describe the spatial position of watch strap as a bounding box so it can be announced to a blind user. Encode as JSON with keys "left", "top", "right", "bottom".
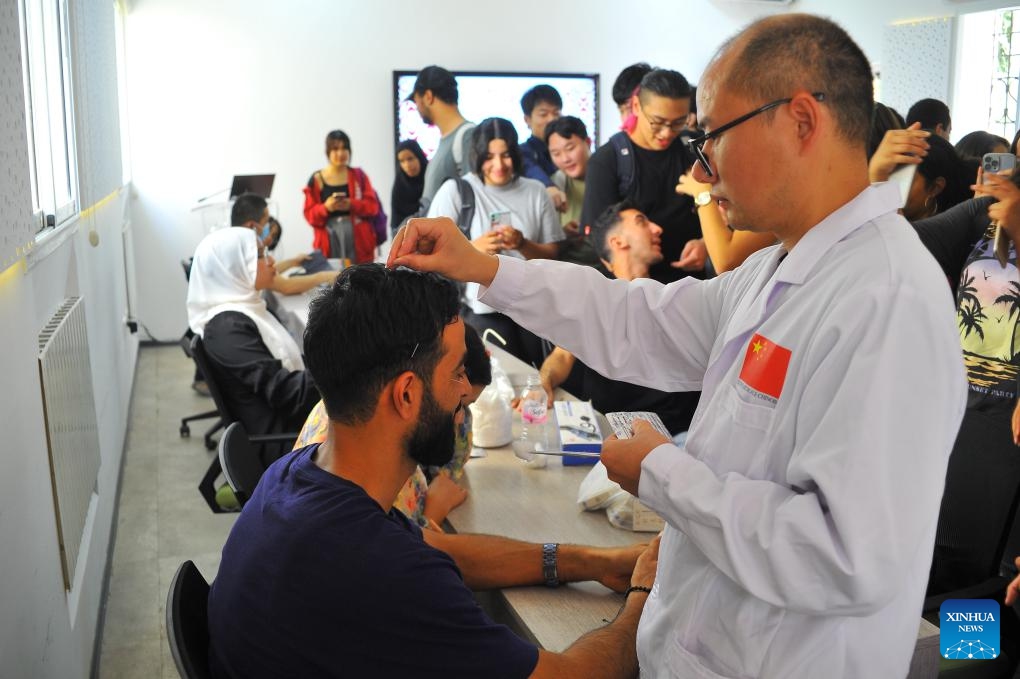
{"left": 542, "top": 543, "right": 559, "bottom": 587}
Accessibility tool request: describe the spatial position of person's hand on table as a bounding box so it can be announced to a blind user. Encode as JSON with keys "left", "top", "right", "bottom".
{"left": 629, "top": 533, "right": 661, "bottom": 592}
{"left": 473, "top": 229, "right": 506, "bottom": 256}
{"left": 423, "top": 471, "right": 469, "bottom": 528}
{"left": 591, "top": 537, "right": 659, "bottom": 593}
{"left": 387, "top": 217, "right": 499, "bottom": 286}
{"left": 1005, "top": 556, "right": 1020, "bottom": 606}
{"left": 868, "top": 123, "right": 929, "bottom": 183}
{"left": 601, "top": 419, "right": 671, "bottom": 496}
{"left": 670, "top": 238, "right": 707, "bottom": 271}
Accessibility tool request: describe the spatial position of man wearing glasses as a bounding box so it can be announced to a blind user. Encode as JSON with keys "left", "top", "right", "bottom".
{"left": 390, "top": 13, "right": 966, "bottom": 678}
{"left": 581, "top": 68, "right": 707, "bottom": 284}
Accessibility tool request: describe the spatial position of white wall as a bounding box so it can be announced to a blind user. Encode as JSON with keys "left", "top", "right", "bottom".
{"left": 0, "top": 0, "right": 136, "bottom": 676}
{"left": 125, "top": 0, "right": 1020, "bottom": 341}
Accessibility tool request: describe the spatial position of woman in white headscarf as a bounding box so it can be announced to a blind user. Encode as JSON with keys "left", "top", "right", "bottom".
{"left": 187, "top": 227, "right": 319, "bottom": 435}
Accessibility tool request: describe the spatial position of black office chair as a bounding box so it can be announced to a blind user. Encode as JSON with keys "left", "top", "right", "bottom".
{"left": 166, "top": 560, "right": 212, "bottom": 679}
{"left": 190, "top": 336, "right": 297, "bottom": 512}
{"left": 179, "top": 257, "right": 226, "bottom": 448}
{"left": 218, "top": 422, "right": 295, "bottom": 508}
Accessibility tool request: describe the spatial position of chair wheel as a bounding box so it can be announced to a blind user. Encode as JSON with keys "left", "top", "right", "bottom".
{"left": 205, "top": 437, "right": 217, "bottom": 451}
{"left": 180, "top": 424, "right": 190, "bottom": 438}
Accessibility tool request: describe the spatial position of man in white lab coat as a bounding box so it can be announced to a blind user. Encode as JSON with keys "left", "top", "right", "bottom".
{"left": 389, "top": 13, "right": 967, "bottom": 679}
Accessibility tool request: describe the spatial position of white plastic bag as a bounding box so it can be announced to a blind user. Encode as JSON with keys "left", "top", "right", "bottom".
{"left": 605, "top": 494, "right": 666, "bottom": 532}
{"left": 469, "top": 356, "right": 514, "bottom": 447}
{"left": 577, "top": 462, "right": 625, "bottom": 510}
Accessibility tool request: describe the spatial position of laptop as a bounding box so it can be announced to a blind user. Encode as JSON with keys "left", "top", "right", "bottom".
{"left": 229, "top": 174, "right": 275, "bottom": 199}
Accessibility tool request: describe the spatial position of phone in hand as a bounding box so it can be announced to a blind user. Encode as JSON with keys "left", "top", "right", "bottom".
{"left": 490, "top": 210, "right": 511, "bottom": 228}
{"left": 983, "top": 153, "right": 1017, "bottom": 183}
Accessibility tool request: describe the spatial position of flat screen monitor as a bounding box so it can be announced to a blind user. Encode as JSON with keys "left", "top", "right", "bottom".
{"left": 393, "top": 71, "right": 599, "bottom": 161}
{"left": 229, "top": 174, "right": 275, "bottom": 199}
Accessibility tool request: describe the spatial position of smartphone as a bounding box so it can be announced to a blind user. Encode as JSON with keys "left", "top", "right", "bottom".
{"left": 887, "top": 163, "right": 917, "bottom": 209}
{"left": 490, "top": 211, "right": 511, "bottom": 228}
{"left": 983, "top": 153, "right": 1017, "bottom": 184}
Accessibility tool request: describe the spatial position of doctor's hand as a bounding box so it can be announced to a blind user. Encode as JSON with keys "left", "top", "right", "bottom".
{"left": 600, "top": 419, "right": 671, "bottom": 496}
{"left": 388, "top": 217, "right": 499, "bottom": 286}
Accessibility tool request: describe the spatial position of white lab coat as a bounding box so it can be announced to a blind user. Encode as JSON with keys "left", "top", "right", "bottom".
{"left": 480, "top": 183, "right": 967, "bottom": 678}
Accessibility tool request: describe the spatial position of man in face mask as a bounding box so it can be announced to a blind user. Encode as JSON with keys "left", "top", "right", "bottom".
{"left": 230, "top": 192, "right": 338, "bottom": 294}
{"left": 207, "top": 263, "right": 660, "bottom": 679}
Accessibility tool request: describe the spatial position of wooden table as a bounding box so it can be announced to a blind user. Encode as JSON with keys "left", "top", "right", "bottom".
{"left": 447, "top": 345, "right": 641, "bottom": 651}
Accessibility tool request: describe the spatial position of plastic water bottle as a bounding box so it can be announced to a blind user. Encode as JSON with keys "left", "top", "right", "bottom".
{"left": 517, "top": 375, "right": 549, "bottom": 467}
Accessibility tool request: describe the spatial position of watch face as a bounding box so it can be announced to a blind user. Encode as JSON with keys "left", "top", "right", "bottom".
{"left": 696, "top": 191, "right": 712, "bottom": 206}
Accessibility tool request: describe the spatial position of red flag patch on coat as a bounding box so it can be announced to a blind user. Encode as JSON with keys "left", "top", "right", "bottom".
{"left": 738, "top": 333, "right": 792, "bottom": 401}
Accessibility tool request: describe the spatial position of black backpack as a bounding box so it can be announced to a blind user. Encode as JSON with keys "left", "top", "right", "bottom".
{"left": 451, "top": 176, "right": 475, "bottom": 237}
{"left": 608, "top": 131, "right": 636, "bottom": 199}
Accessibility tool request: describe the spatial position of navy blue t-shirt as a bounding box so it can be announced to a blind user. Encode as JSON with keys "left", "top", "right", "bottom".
{"left": 207, "top": 444, "right": 539, "bottom": 678}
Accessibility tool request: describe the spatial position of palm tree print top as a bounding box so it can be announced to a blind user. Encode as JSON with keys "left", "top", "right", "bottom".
{"left": 915, "top": 196, "right": 1018, "bottom": 412}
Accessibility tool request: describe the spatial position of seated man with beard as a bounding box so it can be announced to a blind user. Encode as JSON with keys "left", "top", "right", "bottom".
{"left": 207, "top": 264, "right": 659, "bottom": 679}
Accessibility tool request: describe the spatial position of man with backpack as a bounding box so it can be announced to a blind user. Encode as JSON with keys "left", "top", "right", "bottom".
{"left": 409, "top": 65, "right": 476, "bottom": 213}
{"left": 581, "top": 69, "right": 706, "bottom": 283}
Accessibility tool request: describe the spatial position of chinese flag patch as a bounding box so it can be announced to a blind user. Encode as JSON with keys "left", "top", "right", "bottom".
{"left": 738, "top": 333, "right": 792, "bottom": 400}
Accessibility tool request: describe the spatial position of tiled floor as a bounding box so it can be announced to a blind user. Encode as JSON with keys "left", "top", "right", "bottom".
{"left": 97, "top": 345, "right": 238, "bottom": 678}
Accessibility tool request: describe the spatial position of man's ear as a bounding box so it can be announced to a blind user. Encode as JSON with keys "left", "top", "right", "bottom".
{"left": 524, "top": 114, "right": 533, "bottom": 129}
{"left": 606, "top": 231, "right": 627, "bottom": 252}
{"left": 390, "top": 371, "right": 420, "bottom": 421}
{"left": 787, "top": 90, "right": 821, "bottom": 148}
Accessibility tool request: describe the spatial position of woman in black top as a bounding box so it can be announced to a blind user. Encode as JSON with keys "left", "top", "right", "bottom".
{"left": 913, "top": 170, "right": 1020, "bottom": 597}
{"left": 391, "top": 139, "right": 428, "bottom": 231}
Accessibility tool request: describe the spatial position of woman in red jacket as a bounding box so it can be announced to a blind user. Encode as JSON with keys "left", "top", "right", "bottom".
{"left": 302, "top": 130, "right": 379, "bottom": 264}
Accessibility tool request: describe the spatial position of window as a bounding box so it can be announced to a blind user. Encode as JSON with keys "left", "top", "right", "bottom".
{"left": 19, "top": 0, "right": 78, "bottom": 234}
{"left": 991, "top": 9, "right": 1020, "bottom": 140}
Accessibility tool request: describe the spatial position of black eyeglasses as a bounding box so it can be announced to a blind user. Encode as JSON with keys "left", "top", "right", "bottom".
{"left": 684, "top": 92, "right": 826, "bottom": 177}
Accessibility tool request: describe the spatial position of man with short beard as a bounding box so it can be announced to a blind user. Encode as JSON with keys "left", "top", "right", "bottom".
{"left": 207, "top": 264, "right": 660, "bottom": 679}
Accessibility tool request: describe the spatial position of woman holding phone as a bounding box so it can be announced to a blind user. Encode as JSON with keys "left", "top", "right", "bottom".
{"left": 426, "top": 117, "right": 561, "bottom": 366}
{"left": 302, "top": 129, "right": 380, "bottom": 265}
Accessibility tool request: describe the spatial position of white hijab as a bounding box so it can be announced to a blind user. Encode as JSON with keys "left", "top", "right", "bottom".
{"left": 186, "top": 227, "right": 305, "bottom": 371}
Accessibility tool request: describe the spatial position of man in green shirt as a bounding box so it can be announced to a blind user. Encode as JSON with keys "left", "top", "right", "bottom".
{"left": 546, "top": 116, "right": 599, "bottom": 267}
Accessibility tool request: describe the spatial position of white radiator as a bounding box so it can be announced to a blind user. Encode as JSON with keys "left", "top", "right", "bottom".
{"left": 37, "top": 297, "right": 101, "bottom": 591}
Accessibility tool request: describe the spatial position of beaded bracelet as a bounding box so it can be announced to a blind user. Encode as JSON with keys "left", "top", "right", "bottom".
{"left": 625, "top": 585, "right": 652, "bottom": 598}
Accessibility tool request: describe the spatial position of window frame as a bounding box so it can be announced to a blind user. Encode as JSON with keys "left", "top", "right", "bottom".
{"left": 19, "top": 0, "right": 79, "bottom": 236}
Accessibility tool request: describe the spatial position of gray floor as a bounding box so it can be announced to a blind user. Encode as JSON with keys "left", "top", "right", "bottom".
{"left": 97, "top": 345, "right": 237, "bottom": 678}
